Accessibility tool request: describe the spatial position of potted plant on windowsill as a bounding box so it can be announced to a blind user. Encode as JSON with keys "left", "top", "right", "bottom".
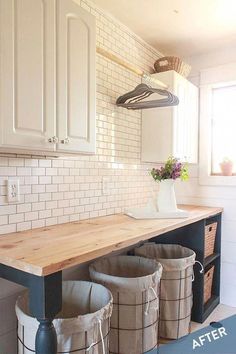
{"left": 151, "top": 157, "right": 189, "bottom": 213}
{"left": 219, "top": 158, "right": 233, "bottom": 176}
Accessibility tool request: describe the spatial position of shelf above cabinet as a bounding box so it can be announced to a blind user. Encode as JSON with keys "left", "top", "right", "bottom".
{"left": 204, "top": 253, "right": 220, "bottom": 267}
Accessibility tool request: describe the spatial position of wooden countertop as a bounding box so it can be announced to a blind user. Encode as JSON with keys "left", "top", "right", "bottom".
{"left": 0, "top": 205, "right": 222, "bottom": 276}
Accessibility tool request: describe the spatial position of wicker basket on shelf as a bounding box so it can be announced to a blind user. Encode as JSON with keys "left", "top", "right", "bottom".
{"left": 205, "top": 222, "right": 217, "bottom": 258}
{"left": 154, "top": 56, "right": 191, "bottom": 78}
{"left": 204, "top": 265, "right": 215, "bottom": 304}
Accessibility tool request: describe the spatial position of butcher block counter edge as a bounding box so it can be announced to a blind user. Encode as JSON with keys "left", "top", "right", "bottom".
{"left": 0, "top": 205, "right": 223, "bottom": 276}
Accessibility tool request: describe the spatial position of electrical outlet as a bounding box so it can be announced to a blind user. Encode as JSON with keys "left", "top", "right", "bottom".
{"left": 7, "top": 179, "right": 20, "bottom": 203}
{"left": 102, "top": 176, "right": 110, "bottom": 195}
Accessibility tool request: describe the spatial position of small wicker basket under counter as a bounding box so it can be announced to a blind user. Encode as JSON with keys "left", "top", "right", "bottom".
{"left": 205, "top": 222, "right": 217, "bottom": 258}
{"left": 204, "top": 265, "right": 215, "bottom": 304}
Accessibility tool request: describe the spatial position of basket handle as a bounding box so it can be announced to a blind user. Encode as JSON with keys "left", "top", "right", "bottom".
{"left": 192, "top": 261, "right": 204, "bottom": 282}
{"left": 157, "top": 59, "right": 169, "bottom": 67}
{"left": 86, "top": 320, "right": 105, "bottom": 354}
{"left": 145, "top": 287, "right": 159, "bottom": 315}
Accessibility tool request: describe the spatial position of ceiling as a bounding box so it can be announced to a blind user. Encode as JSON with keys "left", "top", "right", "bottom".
{"left": 92, "top": 0, "right": 236, "bottom": 57}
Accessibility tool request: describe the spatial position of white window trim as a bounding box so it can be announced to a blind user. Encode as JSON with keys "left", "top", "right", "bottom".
{"left": 199, "top": 62, "right": 236, "bottom": 186}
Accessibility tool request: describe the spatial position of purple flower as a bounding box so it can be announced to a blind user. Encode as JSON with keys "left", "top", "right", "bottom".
{"left": 150, "top": 157, "right": 189, "bottom": 182}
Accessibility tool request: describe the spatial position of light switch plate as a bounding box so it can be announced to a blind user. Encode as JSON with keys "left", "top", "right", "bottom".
{"left": 7, "top": 179, "right": 20, "bottom": 203}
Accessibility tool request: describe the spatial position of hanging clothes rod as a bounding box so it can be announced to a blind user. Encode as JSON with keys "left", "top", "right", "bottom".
{"left": 96, "top": 47, "right": 168, "bottom": 89}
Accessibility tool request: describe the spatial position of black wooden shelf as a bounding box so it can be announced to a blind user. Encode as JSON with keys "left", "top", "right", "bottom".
{"left": 204, "top": 253, "right": 220, "bottom": 267}
{"left": 149, "top": 212, "right": 222, "bottom": 324}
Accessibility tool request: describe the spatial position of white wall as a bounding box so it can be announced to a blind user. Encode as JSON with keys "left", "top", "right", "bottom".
{"left": 175, "top": 48, "right": 236, "bottom": 308}
{"left": 185, "top": 45, "right": 236, "bottom": 82}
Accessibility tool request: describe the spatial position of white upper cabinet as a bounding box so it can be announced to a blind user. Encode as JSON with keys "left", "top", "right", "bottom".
{"left": 0, "top": 0, "right": 55, "bottom": 152}
{"left": 142, "top": 70, "right": 198, "bottom": 164}
{"left": 0, "top": 0, "right": 96, "bottom": 155}
{"left": 57, "top": 0, "right": 96, "bottom": 153}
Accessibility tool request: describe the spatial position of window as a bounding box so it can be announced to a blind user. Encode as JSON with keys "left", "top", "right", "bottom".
{"left": 199, "top": 62, "right": 236, "bottom": 185}
{"left": 211, "top": 84, "right": 236, "bottom": 174}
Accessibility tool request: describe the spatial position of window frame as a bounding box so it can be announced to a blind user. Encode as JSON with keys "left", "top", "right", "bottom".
{"left": 199, "top": 66, "right": 236, "bottom": 186}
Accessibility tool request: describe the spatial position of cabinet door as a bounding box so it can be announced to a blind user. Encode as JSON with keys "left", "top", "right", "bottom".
{"left": 57, "top": 0, "right": 96, "bottom": 153}
{"left": 141, "top": 71, "right": 198, "bottom": 164}
{"left": 173, "top": 77, "right": 198, "bottom": 163}
{"left": 0, "top": 0, "right": 56, "bottom": 152}
{"left": 142, "top": 107, "right": 174, "bottom": 163}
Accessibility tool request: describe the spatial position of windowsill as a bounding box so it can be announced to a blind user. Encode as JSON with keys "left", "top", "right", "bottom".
{"left": 199, "top": 174, "right": 236, "bottom": 186}
{"left": 211, "top": 173, "right": 236, "bottom": 176}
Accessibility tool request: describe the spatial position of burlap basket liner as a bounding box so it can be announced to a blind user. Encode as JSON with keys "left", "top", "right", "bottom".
{"left": 89, "top": 255, "right": 163, "bottom": 354}
{"left": 16, "top": 281, "right": 113, "bottom": 354}
{"left": 135, "top": 244, "right": 196, "bottom": 339}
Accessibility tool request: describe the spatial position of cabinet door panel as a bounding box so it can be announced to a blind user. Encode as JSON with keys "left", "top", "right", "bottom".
{"left": 57, "top": 0, "right": 96, "bottom": 153}
{"left": 142, "top": 107, "right": 173, "bottom": 163}
{"left": 0, "top": 0, "right": 55, "bottom": 151}
{"left": 173, "top": 79, "right": 198, "bottom": 163}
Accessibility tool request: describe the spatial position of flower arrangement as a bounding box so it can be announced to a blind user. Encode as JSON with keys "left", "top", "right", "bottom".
{"left": 151, "top": 157, "right": 189, "bottom": 182}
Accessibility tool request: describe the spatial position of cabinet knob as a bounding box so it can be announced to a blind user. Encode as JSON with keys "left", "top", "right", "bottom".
{"left": 48, "top": 136, "right": 58, "bottom": 144}
{"left": 61, "top": 138, "right": 70, "bottom": 144}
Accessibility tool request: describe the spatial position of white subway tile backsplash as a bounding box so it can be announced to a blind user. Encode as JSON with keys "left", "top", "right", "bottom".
{"left": 24, "top": 176, "right": 39, "bottom": 185}
{"left": 25, "top": 211, "right": 39, "bottom": 222}
{"left": 32, "top": 184, "right": 45, "bottom": 193}
{"left": 9, "top": 158, "right": 24, "bottom": 167}
{"left": 0, "top": 215, "right": 8, "bottom": 225}
{"left": 0, "top": 158, "right": 9, "bottom": 166}
{"left": 39, "top": 193, "right": 52, "bottom": 202}
{"left": 9, "top": 213, "right": 24, "bottom": 224}
{"left": 32, "top": 168, "right": 45, "bottom": 176}
{"left": 46, "top": 217, "right": 58, "bottom": 226}
{"left": 0, "top": 167, "right": 16, "bottom": 176}
{"left": 52, "top": 208, "right": 64, "bottom": 217}
{"left": 0, "top": 205, "right": 16, "bottom": 215}
{"left": 32, "top": 219, "right": 45, "bottom": 229}
{"left": 32, "top": 202, "right": 46, "bottom": 211}
{"left": 39, "top": 159, "right": 51, "bottom": 168}
{"left": 0, "top": 224, "right": 16, "bottom": 235}
{"left": 46, "top": 201, "right": 58, "bottom": 210}
{"left": 39, "top": 176, "right": 52, "bottom": 184}
{"left": 24, "top": 158, "right": 38, "bottom": 167}
{"left": 46, "top": 168, "right": 58, "bottom": 176}
{"left": 25, "top": 194, "right": 39, "bottom": 203}
{"left": 17, "top": 203, "right": 31, "bottom": 213}
{"left": 39, "top": 209, "right": 51, "bottom": 219}
{"left": 17, "top": 167, "right": 31, "bottom": 176}
{"left": 17, "top": 221, "right": 32, "bottom": 232}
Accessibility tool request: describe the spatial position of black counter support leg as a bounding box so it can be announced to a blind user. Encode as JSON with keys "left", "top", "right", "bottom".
{"left": 28, "top": 271, "right": 62, "bottom": 354}
{"left": 36, "top": 319, "right": 57, "bottom": 354}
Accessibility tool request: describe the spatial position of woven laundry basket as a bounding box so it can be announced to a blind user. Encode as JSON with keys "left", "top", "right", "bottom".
{"left": 16, "top": 281, "right": 113, "bottom": 354}
{"left": 135, "top": 244, "right": 196, "bottom": 339}
{"left": 89, "top": 255, "right": 163, "bottom": 354}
